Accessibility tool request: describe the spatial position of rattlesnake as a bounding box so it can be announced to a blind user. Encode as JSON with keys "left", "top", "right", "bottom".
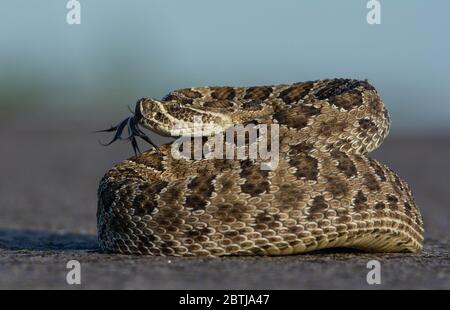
{"left": 97, "top": 79, "right": 424, "bottom": 256}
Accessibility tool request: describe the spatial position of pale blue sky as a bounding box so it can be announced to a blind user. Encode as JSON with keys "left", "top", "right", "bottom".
{"left": 1, "top": 0, "right": 449, "bottom": 131}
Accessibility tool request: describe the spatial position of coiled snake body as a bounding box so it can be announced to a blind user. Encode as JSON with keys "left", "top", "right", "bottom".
{"left": 97, "top": 79, "right": 424, "bottom": 256}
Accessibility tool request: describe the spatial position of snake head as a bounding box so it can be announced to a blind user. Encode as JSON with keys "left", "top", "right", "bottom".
{"left": 136, "top": 98, "right": 233, "bottom": 137}
{"left": 98, "top": 97, "right": 233, "bottom": 155}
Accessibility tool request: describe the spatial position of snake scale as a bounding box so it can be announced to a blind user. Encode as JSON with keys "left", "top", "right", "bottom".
{"left": 97, "top": 79, "right": 424, "bottom": 256}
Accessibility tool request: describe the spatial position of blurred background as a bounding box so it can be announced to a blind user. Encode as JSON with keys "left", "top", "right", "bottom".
{"left": 0, "top": 0, "right": 449, "bottom": 289}
{"left": 1, "top": 0, "right": 449, "bottom": 130}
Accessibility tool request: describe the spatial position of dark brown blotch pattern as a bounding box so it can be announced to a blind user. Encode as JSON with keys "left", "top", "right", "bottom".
{"left": 331, "top": 150, "right": 357, "bottom": 178}
{"left": 387, "top": 195, "right": 399, "bottom": 210}
{"left": 370, "top": 95, "right": 384, "bottom": 113}
{"left": 273, "top": 105, "right": 320, "bottom": 129}
{"left": 309, "top": 196, "right": 329, "bottom": 214}
{"left": 239, "top": 160, "right": 270, "bottom": 196}
{"left": 290, "top": 155, "right": 319, "bottom": 181}
{"left": 98, "top": 177, "right": 123, "bottom": 213}
{"left": 318, "top": 117, "right": 347, "bottom": 137}
{"left": 328, "top": 91, "right": 363, "bottom": 110}
{"left": 363, "top": 172, "right": 381, "bottom": 191}
{"left": 404, "top": 202, "right": 413, "bottom": 218}
{"left": 278, "top": 82, "right": 314, "bottom": 104}
{"left": 359, "top": 118, "right": 377, "bottom": 132}
{"left": 244, "top": 86, "right": 272, "bottom": 101}
{"left": 375, "top": 202, "right": 386, "bottom": 210}
{"left": 369, "top": 159, "right": 386, "bottom": 182}
{"left": 161, "top": 183, "right": 185, "bottom": 206}
{"left": 242, "top": 100, "right": 264, "bottom": 111}
{"left": 133, "top": 181, "right": 169, "bottom": 216}
{"left": 211, "top": 87, "right": 236, "bottom": 100}
{"left": 325, "top": 176, "right": 349, "bottom": 198}
{"left": 314, "top": 79, "right": 374, "bottom": 100}
{"left": 353, "top": 190, "right": 368, "bottom": 212}
{"left": 185, "top": 175, "right": 215, "bottom": 210}
{"left": 290, "top": 142, "right": 314, "bottom": 156}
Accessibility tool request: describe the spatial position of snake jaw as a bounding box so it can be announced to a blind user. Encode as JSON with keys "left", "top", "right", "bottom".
{"left": 97, "top": 114, "right": 159, "bottom": 156}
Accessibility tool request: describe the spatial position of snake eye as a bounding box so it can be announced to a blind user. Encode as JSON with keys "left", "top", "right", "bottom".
{"left": 169, "top": 102, "right": 181, "bottom": 111}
